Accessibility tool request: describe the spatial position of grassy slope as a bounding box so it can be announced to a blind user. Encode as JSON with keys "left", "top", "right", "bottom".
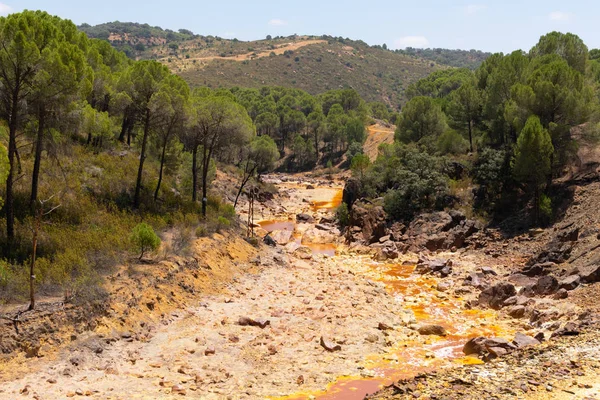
{"left": 80, "top": 23, "right": 491, "bottom": 107}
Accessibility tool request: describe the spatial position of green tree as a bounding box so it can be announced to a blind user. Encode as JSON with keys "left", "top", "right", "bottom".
{"left": 121, "top": 60, "right": 172, "bottom": 208}
{"left": 395, "top": 96, "right": 447, "bottom": 146}
{"left": 255, "top": 112, "right": 280, "bottom": 137}
{"left": 447, "top": 82, "right": 482, "bottom": 152}
{"left": 185, "top": 91, "right": 254, "bottom": 216}
{"left": 350, "top": 153, "right": 370, "bottom": 180}
{"left": 512, "top": 116, "right": 554, "bottom": 223}
{"left": 0, "top": 11, "right": 63, "bottom": 252}
{"left": 530, "top": 31, "right": 588, "bottom": 74}
{"left": 130, "top": 223, "right": 161, "bottom": 260}
{"left": 234, "top": 135, "right": 279, "bottom": 207}
{"left": 345, "top": 118, "right": 366, "bottom": 145}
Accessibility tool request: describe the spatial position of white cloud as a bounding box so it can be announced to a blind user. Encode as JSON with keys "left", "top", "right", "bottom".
{"left": 268, "top": 19, "right": 287, "bottom": 27}
{"left": 394, "top": 36, "right": 430, "bottom": 49}
{"left": 0, "top": 3, "right": 12, "bottom": 15}
{"left": 549, "top": 11, "right": 573, "bottom": 22}
{"left": 465, "top": 4, "right": 486, "bottom": 15}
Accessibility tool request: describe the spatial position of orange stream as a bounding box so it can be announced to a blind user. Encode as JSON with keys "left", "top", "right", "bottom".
{"left": 276, "top": 263, "right": 512, "bottom": 400}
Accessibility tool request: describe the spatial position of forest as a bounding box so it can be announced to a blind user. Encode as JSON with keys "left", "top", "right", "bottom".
{"left": 348, "top": 31, "right": 600, "bottom": 228}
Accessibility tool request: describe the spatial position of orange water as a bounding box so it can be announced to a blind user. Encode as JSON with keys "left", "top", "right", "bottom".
{"left": 276, "top": 262, "right": 512, "bottom": 400}
{"left": 310, "top": 189, "right": 343, "bottom": 211}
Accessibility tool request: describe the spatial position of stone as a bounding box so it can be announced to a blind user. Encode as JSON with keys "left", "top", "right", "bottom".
{"left": 512, "top": 332, "right": 540, "bottom": 348}
{"left": 315, "top": 224, "right": 332, "bottom": 231}
{"left": 579, "top": 264, "right": 600, "bottom": 283}
{"left": 366, "top": 334, "right": 379, "bottom": 343}
{"left": 553, "top": 288, "right": 569, "bottom": 299}
{"left": 417, "top": 324, "right": 447, "bottom": 336}
{"left": 270, "top": 230, "right": 293, "bottom": 245}
{"left": 463, "top": 337, "right": 487, "bottom": 356}
{"left": 296, "top": 213, "right": 315, "bottom": 223}
{"left": 204, "top": 347, "right": 215, "bottom": 356}
{"left": 171, "top": 384, "right": 186, "bottom": 395}
{"left": 481, "top": 266, "right": 498, "bottom": 276}
{"left": 508, "top": 305, "right": 526, "bottom": 319}
{"left": 320, "top": 337, "right": 341, "bottom": 352}
{"left": 559, "top": 275, "right": 581, "bottom": 291}
{"left": 534, "top": 275, "right": 560, "bottom": 296}
{"left": 551, "top": 322, "right": 580, "bottom": 337}
{"left": 377, "top": 322, "right": 393, "bottom": 331}
{"left": 478, "top": 282, "right": 517, "bottom": 310}
{"left": 263, "top": 234, "right": 277, "bottom": 247}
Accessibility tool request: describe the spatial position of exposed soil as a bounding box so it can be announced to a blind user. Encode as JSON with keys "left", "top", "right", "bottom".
{"left": 1, "top": 173, "right": 600, "bottom": 400}
{"left": 364, "top": 123, "right": 395, "bottom": 161}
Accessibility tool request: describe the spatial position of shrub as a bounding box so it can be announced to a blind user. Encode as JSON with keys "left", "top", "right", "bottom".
{"left": 336, "top": 203, "right": 350, "bottom": 227}
{"left": 216, "top": 216, "right": 231, "bottom": 232}
{"left": 437, "top": 129, "right": 468, "bottom": 155}
{"left": 539, "top": 194, "right": 552, "bottom": 224}
{"left": 130, "top": 223, "right": 161, "bottom": 260}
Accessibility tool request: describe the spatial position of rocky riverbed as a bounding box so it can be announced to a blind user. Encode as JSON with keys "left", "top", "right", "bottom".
{"left": 1, "top": 175, "right": 599, "bottom": 400}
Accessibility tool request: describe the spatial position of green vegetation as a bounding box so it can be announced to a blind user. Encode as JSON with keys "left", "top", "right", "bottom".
{"left": 130, "top": 223, "right": 161, "bottom": 259}
{"left": 394, "top": 48, "right": 491, "bottom": 69}
{"left": 355, "top": 31, "right": 600, "bottom": 225}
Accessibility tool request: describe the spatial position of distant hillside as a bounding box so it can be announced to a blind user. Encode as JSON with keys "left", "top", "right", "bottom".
{"left": 79, "top": 22, "right": 490, "bottom": 107}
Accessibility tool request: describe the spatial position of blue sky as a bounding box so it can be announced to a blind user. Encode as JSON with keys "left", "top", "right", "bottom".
{"left": 3, "top": 1, "right": 598, "bottom": 53}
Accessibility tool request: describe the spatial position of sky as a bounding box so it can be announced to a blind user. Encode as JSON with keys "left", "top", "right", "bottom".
{"left": 2, "top": 1, "right": 599, "bottom": 53}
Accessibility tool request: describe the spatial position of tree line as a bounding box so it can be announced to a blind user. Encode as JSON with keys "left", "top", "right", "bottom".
{"left": 354, "top": 32, "right": 600, "bottom": 224}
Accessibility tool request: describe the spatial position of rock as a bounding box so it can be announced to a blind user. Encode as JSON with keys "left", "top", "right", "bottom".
{"left": 378, "top": 235, "right": 391, "bottom": 243}
{"left": 238, "top": 316, "right": 270, "bottom": 329}
{"left": 306, "top": 184, "right": 315, "bottom": 190}
{"left": 204, "top": 347, "right": 215, "bottom": 356}
{"left": 553, "top": 288, "right": 569, "bottom": 299}
{"left": 320, "top": 337, "right": 341, "bottom": 352}
{"left": 508, "top": 305, "right": 526, "bottom": 318}
{"left": 342, "top": 178, "right": 361, "bottom": 208}
{"left": 522, "top": 262, "right": 556, "bottom": 277}
{"left": 417, "top": 324, "right": 447, "bottom": 336}
{"left": 551, "top": 322, "right": 580, "bottom": 337}
{"left": 75, "top": 389, "right": 84, "bottom": 396}
{"left": 296, "top": 213, "right": 315, "bottom": 223}
{"left": 463, "top": 337, "right": 487, "bottom": 356}
{"left": 171, "top": 384, "right": 186, "bottom": 395}
{"left": 47, "top": 378, "right": 57, "bottom": 384}
{"left": 315, "top": 224, "right": 332, "bottom": 231}
{"left": 349, "top": 203, "right": 387, "bottom": 243}
{"left": 377, "top": 322, "right": 393, "bottom": 331}
{"left": 559, "top": 275, "right": 581, "bottom": 291}
{"left": 270, "top": 230, "right": 293, "bottom": 245}
{"left": 534, "top": 275, "right": 560, "bottom": 296}
{"left": 579, "top": 264, "right": 600, "bottom": 283}
{"left": 481, "top": 266, "right": 498, "bottom": 276}
{"left": 478, "top": 282, "right": 517, "bottom": 310}
{"left": 263, "top": 234, "right": 276, "bottom": 247}
{"left": 512, "top": 332, "right": 540, "bottom": 348}
{"left": 366, "top": 334, "right": 379, "bottom": 343}
{"left": 437, "top": 281, "right": 451, "bottom": 292}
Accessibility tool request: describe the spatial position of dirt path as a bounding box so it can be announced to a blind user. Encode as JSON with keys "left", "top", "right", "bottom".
{"left": 364, "top": 124, "right": 395, "bottom": 161}
{"left": 164, "top": 40, "right": 326, "bottom": 66}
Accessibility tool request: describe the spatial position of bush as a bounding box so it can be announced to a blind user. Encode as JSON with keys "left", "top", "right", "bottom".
{"left": 216, "top": 216, "right": 231, "bottom": 232}
{"left": 437, "top": 129, "right": 468, "bottom": 155}
{"left": 539, "top": 194, "right": 552, "bottom": 224}
{"left": 130, "top": 223, "right": 161, "bottom": 260}
{"left": 336, "top": 203, "right": 350, "bottom": 227}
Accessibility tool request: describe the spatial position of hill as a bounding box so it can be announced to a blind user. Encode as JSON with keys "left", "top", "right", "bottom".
{"left": 79, "top": 22, "right": 490, "bottom": 107}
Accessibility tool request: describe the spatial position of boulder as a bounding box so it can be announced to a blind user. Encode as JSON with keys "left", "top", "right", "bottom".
{"left": 417, "top": 324, "right": 447, "bottom": 336}
{"left": 534, "top": 275, "right": 559, "bottom": 296}
{"left": 296, "top": 213, "right": 315, "bottom": 223}
{"left": 270, "top": 230, "right": 293, "bottom": 245}
{"left": 553, "top": 288, "right": 568, "bottom": 299}
{"left": 512, "top": 332, "right": 540, "bottom": 348}
{"left": 559, "top": 275, "right": 581, "bottom": 291}
{"left": 478, "top": 282, "right": 517, "bottom": 310}
{"left": 579, "top": 264, "right": 600, "bottom": 283}
{"left": 342, "top": 178, "right": 361, "bottom": 208}
{"left": 349, "top": 203, "right": 387, "bottom": 243}
{"left": 320, "top": 337, "right": 342, "bottom": 352}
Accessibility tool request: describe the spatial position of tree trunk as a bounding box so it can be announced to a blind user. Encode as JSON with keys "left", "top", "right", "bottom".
{"left": 154, "top": 135, "right": 169, "bottom": 202}
{"left": 133, "top": 109, "right": 150, "bottom": 208}
{"left": 118, "top": 114, "right": 128, "bottom": 142}
{"left": 468, "top": 120, "right": 473, "bottom": 153}
{"left": 28, "top": 207, "right": 41, "bottom": 311}
{"left": 5, "top": 91, "right": 19, "bottom": 256}
{"left": 191, "top": 145, "right": 198, "bottom": 202}
{"left": 201, "top": 143, "right": 209, "bottom": 218}
{"left": 234, "top": 163, "right": 256, "bottom": 209}
{"left": 30, "top": 109, "right": 45, "bottom": 209}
